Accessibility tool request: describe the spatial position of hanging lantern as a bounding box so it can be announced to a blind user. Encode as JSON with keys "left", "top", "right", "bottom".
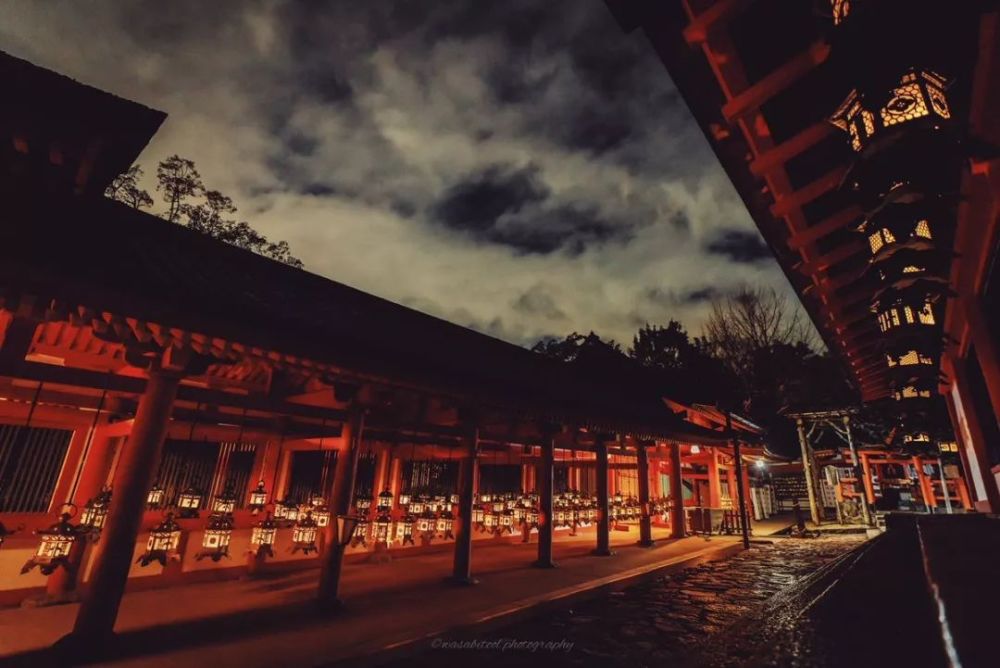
{"left": 408, "top": 496, "right": 425, "bottom": 515}
{"left": 499, "top": 508, "right": 514, "bottom": 533}
{"left": 396, "top": 514, "right": 415, "bottom": 546}
{"left": 137, "top": 513, "right": 183, "bottom": 567}
{"left": 80, "top": 487, "right": 112, "bottom": 535}
{"left": 273, "top": 499, "right": 297, "bottom": 525}
{"left": 526, "top": 507, "right": 539, "bottom": 528}
{"left": 250, "top": 512, "right": 278, "bottom": 558}
{"left": 397, "top": 490, "right": 411, "bottom": 507}
{"left": 211, "top": 487, "right": 237, "bottom": 515}
{"left": 416, "top": 509, "right": 436, "bottom": 537}
{"left": 177, "top": 485, "right": 203, "bottom": 519}
{"left": 449, "top": 493, "right": 460, "bottom": 505}
{"left": 354, "top": 495, "right": 373, "bottom": 515}
{"left": 437, "top": 511, "right": 455, "bottom": 539}
{"left": 491, "top": 499, "right": 504, "bottom": 514}
{"left": 21, "top": 506, "right": 83, "bottom": 575}
{"left": 309, "top": 492, "right": 326, "bottom": 508}
{"left": 483, "top": 508, "right": 498, "bottom": 532}
{"left": 290, "top": 511, "right": 319, "bottom": 555}
{"left": 377, "top": 488, "right": 393, "bottom": 512}
{"left": 554, "top": 507, "right": 566, "bottom": 527}
{"left": 248, "top": 480, "right": 268, "bottom": 513}
{"left": 471, "top": 503, "right": 485, "bottom": 528}
{"left": 312, "top": 503, "right": 331, "bottom": 528}
{"left": 372, "top": 513, "right": 393, "bottom": 545}
{"left": 147, "top": 482, "right": 166, "bottom": 509}
{"left": 479, "top": 492, "right": 493, "bottom": 504}
{"left": 196, "top": 513, "right": 233, "bottom": 562}
{"left": 513, "top": 505, "right": 526, "bottom": 524}
{"left": 351, "top": 516, "right": 369, "bottom": 548}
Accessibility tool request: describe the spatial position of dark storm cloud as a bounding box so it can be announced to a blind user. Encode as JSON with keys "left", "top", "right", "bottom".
{"left": 0, "top": 0, "right": 796, "bottom": 347}
{"left": 706, "top": 230, "right": 773, "bottom": 264}
{"left": 432, "top": 164, "right": 550, "bottom": 234}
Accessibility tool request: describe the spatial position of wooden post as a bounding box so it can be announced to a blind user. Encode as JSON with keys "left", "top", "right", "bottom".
{"left": 62, "top": 371, "right": 180, "bottom": 648}
{"left": 725, "top": 413, "right": 750, "bottom": 549}
{"left": 450, "top": 425, "right": 478, "bottom": 584}
{"left": 707, "top": 450, "right": 722, "bottom": 508}
{"left": 592, "top": 437, "right": 613, "bottom": 556}
{"left": 670, "top": 443, "right": 685, "bottom": 538}
{"left": 842, "top": 416, "right": 873, "bottom": 525}
{"left": 636, "top": 443, "right": 653, "bottom": 547}
{"left": 317, "top": 410, "right": 364, "bottom": 610}
{"left": 859, "top": 452, "right": 876, "bottom": 505}
{"left": 534, "top": 431, "right": 556, "bottom": 567}
{"left": 795, "top": 418, "right": 822, "bottom": 525}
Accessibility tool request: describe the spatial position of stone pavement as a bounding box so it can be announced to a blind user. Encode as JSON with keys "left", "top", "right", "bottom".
{"left": 395, "top": 535, "right": 867, "bottom": 668}
{"left": 0, "top": 526, "right": 743, "bottom": 667}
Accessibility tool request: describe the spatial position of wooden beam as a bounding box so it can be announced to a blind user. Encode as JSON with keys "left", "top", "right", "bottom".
{"left": 683, "top": 0, "right": 755, "bottom": 45}
{"left": 787, "top": 206, "right": 862, "bottom": 250}
{"left": 794, "top": 240, "right": 863, "bottom": 275}
{"left": 750, "top": 122, "right": 835, "bottom": 178}
{"left": 722, "top": 41, "right": 830, "bottom": 123}
{"left": 770, "top": 166, "right": 846, "bottom": 218}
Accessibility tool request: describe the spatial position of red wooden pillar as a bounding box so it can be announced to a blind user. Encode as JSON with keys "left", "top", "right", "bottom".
{"left": 46, "top": 429, "right": 116, "bottom": 599}
{"left": 707, "top": 450, "right": 722, "bottom": 509}
{"left": 317, "top": 410, "right": 364, "bottom": 610}
{"left": 636, "top": 443, "right": 653, "bottom": 547}
{"left": 592, "top": 438, "right": 613, "bottom": 556}
{"left": 534, "top": 432, "right": 555, "bottom": 568}
{"left": 860, "top": 452, "right": 876, "bottom": 505}
{"left": 62, "top": 371, "right": 180, "bottom": 648}
{"left": 670, "top": 443, "right": 685, "bottom": 538}
{"left": 450, "top": 425, "right": 479, "bottom": 584}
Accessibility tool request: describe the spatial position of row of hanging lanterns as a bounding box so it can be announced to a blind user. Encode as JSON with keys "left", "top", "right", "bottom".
{"left": 826, "top": 0, "right": 965, "bottom": 443}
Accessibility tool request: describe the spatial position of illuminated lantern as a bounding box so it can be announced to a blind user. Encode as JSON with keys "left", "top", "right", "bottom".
{"left": 408, "top": 495, "right": 425, "bottom": 515}
{"left": 526, "top": 507, "right": 539, "bottom": 527}
{"left": 416, "top": 509, "right": 435, "bottom": 535}
{"left": 211, "top": 488, "right": 237, "bottom": 515}
{"left": 177, "top": 485, "right": 203, "bottom": 519}
{"left": 21, "top": 508, "right": 82, "bottom": 575}
{"left": 437, "top": 511, "right": 455, "bottom": 539}
{"left": 312, "top": 503, "right": 331, "bottom": 528}
{"left": 483, "top": 509, "right": 498, "bottom": 531}
{"left": 554, "top": 507, "right": 566, "bottom": 527}
{"left": 352, "top": 516, "right": 369, "bottom": 548}
{"left": 273, "top": 499, "right": 297, "bottom": 525}
{"left": 471, "top": 504, "right": 485, "bottom": 527}
{"left": 479, "top": 492, "right": 493, "bottom": 504}
{"left": 309, "top": 492, "right": 326, "bottom": 507}
{"left": 147, "top": 483, "right": 166, "bottom": 509}
{"left": 137, "top": 513, "right": 182, "bottom": 567}
{"left": 397, "top": 490, "right": 411, "bottom": 507}
{"left": 903, "top": 432, "right": 931, "bottom": 446}
{"left": 250, "top": 512, "right": 278, "bottom": 558}
{"left": 513, "top": 505, "right": 526, "bottom": 524}
{"left": 377, "top": 488, "right": 393, "bottom": 512}
{"left": 396, "top": 514, "right": 415, "bottom": 546}
{"left": 248, "top": 480, "right": 268, "bottom": 513}
{"left": 80, "top": 487, "right": 112, "bottom": 534}
{"left": 499, "top": 508, "right": 514, "bottom": 533}
{"left": 449, "top": 493, "right": 460, "bottom": 505}
{"left": 354, "top": 495, "right": 373, "bottom": 515}
{"left": 291, "top": 511, "right": 319, "bottom": 555}
{"left": 373, "top": 513, "right": 392, "bottom": 545}
{"left": 491, "top": 499, "right": 504, "bottom": 514}
{"left": 612, "top": 491, "right": 624, "bottom": 506}
{"left": 196, "top": 513, "right": 233, "bottom": 562}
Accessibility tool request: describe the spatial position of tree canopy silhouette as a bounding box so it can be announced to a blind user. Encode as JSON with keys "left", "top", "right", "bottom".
{"left": 106, "top": 155, "right": 302, "bottom": 268}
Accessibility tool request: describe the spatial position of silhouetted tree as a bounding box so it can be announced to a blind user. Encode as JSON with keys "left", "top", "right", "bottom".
{"left": 105, "top": 165, "right": 153, "bottom": 210}
{"left": 105, "top": 156, "right": 303, "bottom": 268}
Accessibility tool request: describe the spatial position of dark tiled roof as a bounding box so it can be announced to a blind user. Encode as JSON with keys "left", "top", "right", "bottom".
{"left": 1, "top": 190, "right": 728, "bottom": 444}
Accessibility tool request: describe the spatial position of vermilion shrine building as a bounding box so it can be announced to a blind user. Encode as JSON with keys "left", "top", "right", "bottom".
{"left": 0, "top": 50, "right": 777, "bottom": 646}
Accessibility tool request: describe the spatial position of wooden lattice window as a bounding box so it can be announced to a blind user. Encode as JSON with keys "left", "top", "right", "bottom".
{"left": 0, "top": 425, "right": 73, "bottom": 512}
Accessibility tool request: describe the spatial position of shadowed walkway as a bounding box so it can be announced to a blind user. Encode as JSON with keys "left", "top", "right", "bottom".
{"left": 0, "top": 527, "right": 741, "bottom": 667}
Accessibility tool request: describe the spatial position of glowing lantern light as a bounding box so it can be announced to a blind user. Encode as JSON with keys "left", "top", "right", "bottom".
{"left": 211, "top": 487, "right": 237, "bottom": 515}
{"left": 291, "top": 511, "right": 319, "bottom": 555}
{"left": 397, "top": 490, "right": 411, "bottom": 507}
{"left": 196, "top": 513, "right": 233, "bottom": 562}
{"left": 408, "top": 495, "right": 425, "bottom": 515}
{"left": 177, "top": 485, "right": 203, "bottom": 519}
{"left": 437, "top": 511, "right": 455, "bottom": 539}
{"left": 396, "top": 514, "right": 415, "bottom": 545}
{"left": 80, "top": 487, "right": 112, "bottom": 535}
{"left": 471, "top": 504, "right": 485, "bottom": 527}
{"left": 373, "top": 513, "right": 393, "bottom": 545}
{"left": 377, "top": 488, "right": 393, "bottom": 512}
{"left": 137, "top": 513, "right": 183, "bottom": 567}
{"left": 248, "top": 480, "right": 268, "bottom": 513}
{"left": 146, "top": 483, "right": 166, "bottom": 509}
{"left": 21, "top": 506, "right": 83, "bottom": 575}
{"left": 250, "top": 512, "right": 278, "bottom": 557}
{"left": 352, "top": 516, "right": 369, "bottom": 548}
{"left": 354, "top": 495, "right": 373, "bottom": 515}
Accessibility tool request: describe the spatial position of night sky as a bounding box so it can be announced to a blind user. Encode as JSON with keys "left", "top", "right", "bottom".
{"left": 1, "top": 1, "right": 791, "bottom": 347}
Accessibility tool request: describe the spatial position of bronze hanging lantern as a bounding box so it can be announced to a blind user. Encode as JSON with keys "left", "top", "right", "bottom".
{"left": 146, "top": 482, "right": 166, "bottom": 509}
{"left": 250, "top": 512, "right": 278, "bottom": 558}
{"left": 290, "top": 511, "right": 319, "bottom": 555}
{"left": 80, "top": 486, "right": 112, "bottom": 536}
{"left": 137, "top": 512, "right": 183, "bottom": 567}
{"left": 376, "top": 488, "right": 393, "bottom": 513}
{"left": 397, "top": 489, "right": 411, "bottom": 508}
{"left": 21, "top": 505, "right": 85, "bottom": 576}
{"left": 196, "top": 513, "right": 233, "bottom": 562}
{"left": 373, "top": 512, "right": 392, "bottom": 545}
{"left": 248, "top": 480, "right": 268, "bottom": 513}
{"left": 177, "top": 484, "right": 203, "bottom": 519}
{"left": 396, "top": 514, "right": 415, "bottom": 546}
{"left": 210, "top": 485, "right": 237, "bottom": 515}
